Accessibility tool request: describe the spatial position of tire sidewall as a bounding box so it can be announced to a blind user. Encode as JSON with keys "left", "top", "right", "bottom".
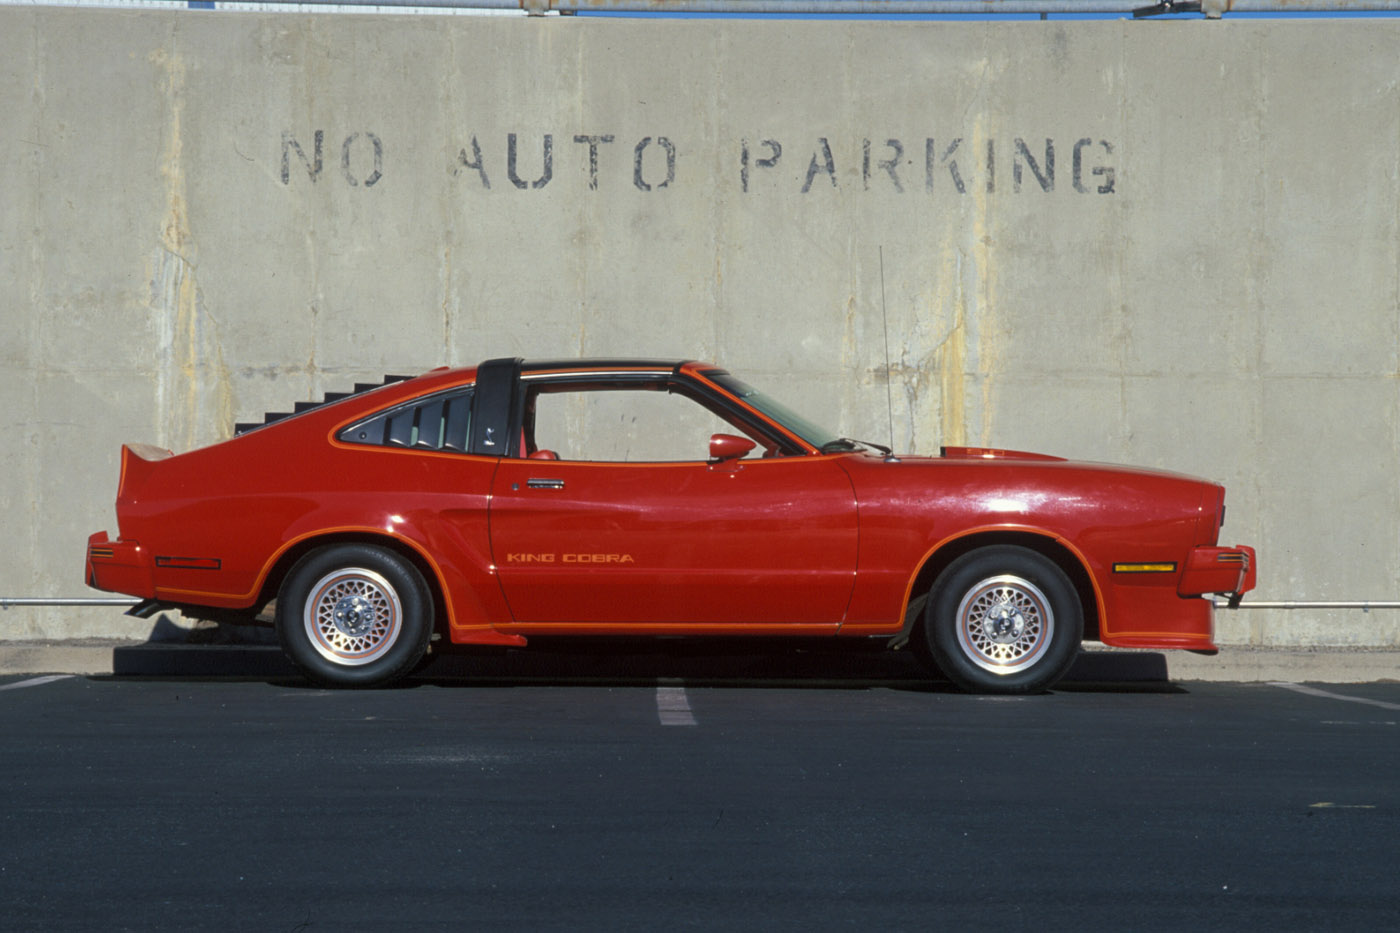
{"left": 923, "top": 545, "right": 1083, "bottom": 694}
{"left": 277, "top": 544, "right": 433, "bottom": 688}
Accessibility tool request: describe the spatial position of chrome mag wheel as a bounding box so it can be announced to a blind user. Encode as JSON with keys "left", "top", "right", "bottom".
{"left": 954, "top": 574, "right": 1054, "bottom": 675}
{"left": 303, "top": 567, "right": 404, "bottom": 666}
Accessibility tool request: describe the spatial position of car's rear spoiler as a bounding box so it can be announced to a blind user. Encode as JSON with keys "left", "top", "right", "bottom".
{"left": 118, "top": 443, "right": 173, "bottom": 500}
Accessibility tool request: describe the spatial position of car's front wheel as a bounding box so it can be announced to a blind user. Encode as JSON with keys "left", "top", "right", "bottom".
{"left": 922, "top": 545, "right": 1083, "bottom": 694}
{"left": 277, "top": 543, "right": 433, "bottom": 688}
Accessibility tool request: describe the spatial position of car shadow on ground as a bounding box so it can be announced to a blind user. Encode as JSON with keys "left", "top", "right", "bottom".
{"left": 108, "top": 638, "right": 1187, "bottom": 693}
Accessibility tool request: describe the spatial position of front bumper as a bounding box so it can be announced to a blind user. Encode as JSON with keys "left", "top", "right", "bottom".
{"left": 1179, "top": 544, "right": 1257, "bottom": 605}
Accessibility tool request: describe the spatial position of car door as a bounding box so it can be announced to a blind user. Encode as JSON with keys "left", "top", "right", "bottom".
{"left": 486, "top": 379, "right": 858, "bottom": 627}
{"left": 489, "top": 456, "right": 858, "bottom": 626}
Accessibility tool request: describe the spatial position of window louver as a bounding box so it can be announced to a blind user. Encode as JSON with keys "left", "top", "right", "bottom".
{"left": 338, "top": 388, "right": 474, "bottom": 453}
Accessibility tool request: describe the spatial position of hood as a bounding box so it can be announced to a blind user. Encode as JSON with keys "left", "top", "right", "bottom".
{"left": 870, "top": 446, "right": 1215, "bottom": 487}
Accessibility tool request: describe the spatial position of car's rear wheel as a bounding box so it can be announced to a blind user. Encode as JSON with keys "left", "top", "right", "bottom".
{"left": 277, "top": 544, "right": 432, "bottom": 688}
{"left": 922, "top": 545, "right": 1083, "bottom": 694}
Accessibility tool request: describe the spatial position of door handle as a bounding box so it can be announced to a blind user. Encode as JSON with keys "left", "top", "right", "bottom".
{"left": 526, "top": 478, "right": 566, "bottom": 490}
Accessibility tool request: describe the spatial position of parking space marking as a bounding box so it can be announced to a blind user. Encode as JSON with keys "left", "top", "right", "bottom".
{"left": 656, "top": 685, "right": 697, "bottom": 726}
{"left": 0, "top": 675, "right": 75, "bottom": 692}
{"left": 1268, "top": 682, "right": 1400, "bottom": 712}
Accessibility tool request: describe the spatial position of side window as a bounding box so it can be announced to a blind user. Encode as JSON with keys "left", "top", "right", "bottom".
{"left": 339, "top": 388, "right": 474, "bottom": 452}
{"left": 529, "top": 385, "right": 754, "bottom": 462}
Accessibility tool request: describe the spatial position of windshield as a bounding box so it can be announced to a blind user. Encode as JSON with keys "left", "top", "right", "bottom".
{"left": 705, "top": 371, "right": 842, "bottom": 450}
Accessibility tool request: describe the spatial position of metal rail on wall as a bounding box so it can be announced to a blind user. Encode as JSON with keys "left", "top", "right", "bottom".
{"left": 1211, "top": 600, "right": 1400, "bottom": 610}
{"left": 1, "top": 598, "right": 140, "bottom": 609}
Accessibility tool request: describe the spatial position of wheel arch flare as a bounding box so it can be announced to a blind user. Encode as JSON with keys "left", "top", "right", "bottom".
{"left": 905, "top": 529, "right": 1103, "bottom": 644}
{"left": 258, "top": 531, "right": 451, "bottom": 638}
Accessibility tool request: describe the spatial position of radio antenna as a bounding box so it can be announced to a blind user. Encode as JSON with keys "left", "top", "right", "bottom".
{"left": 878, "top": 246, "right": 899, "bottom": 462}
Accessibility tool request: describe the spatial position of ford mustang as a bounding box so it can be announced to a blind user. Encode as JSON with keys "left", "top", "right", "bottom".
{"left": 86, "top": 358, "right": 1255, "bottom": 692}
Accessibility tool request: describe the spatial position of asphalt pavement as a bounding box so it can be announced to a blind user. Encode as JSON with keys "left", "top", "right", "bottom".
{"left": 1, "top": 671, "right": 1397, "bottom": 930}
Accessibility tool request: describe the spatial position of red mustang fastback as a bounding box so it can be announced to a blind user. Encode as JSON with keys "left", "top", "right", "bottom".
{"left": 86, "top": 358, "right": 1255, "bottom": 692}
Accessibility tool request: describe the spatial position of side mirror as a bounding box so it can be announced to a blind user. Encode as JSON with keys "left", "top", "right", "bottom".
{"left": 709, "top": 433, "right": 756, "bottom": 463}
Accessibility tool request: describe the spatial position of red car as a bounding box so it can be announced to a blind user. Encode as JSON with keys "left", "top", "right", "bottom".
{"left": 86, "top": 358, "right": 1255, "bottom": 692}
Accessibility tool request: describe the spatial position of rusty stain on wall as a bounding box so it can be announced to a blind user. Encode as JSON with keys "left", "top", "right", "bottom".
{"left": 938, "top": 289, "right": 968, "bottom": 449}
{"left": 150, "top": 44, "right": 232, "bottom": 453}
{"left": 972, "top": 176, "right": 1002, "bottom": 449}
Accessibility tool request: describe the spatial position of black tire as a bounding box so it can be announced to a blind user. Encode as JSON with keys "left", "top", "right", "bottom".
{"left": 921, "top": 545, "right": 1082, "bottom": 694}
{"left": 276, "top": 544, "right": 433, "bottom": 688}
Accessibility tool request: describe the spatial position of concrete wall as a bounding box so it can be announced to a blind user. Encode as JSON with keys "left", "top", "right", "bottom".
{"left": 3, "top": 8, "right": 1398, "bottom": 646}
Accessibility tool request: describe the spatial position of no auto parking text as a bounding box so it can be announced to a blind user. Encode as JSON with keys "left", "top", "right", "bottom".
{"left": 282, "top": 131, "right": 1118, "bottom": 195}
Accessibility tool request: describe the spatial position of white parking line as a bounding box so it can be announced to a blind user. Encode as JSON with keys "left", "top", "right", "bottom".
{"left": 1268, "top": 682, "right": 1400, "bottom": 712}
{"left": 656, "top": 685, "right": 697, "bottom": 726}
{"left": 0, "top": 675, "right": 75, "bottom": 692}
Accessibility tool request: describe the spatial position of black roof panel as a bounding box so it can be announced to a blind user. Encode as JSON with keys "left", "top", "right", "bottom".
{"left": 521, "top": 358, "right": 689, "bottom": 374}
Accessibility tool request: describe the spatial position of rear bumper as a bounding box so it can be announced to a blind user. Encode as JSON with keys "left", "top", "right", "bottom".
{"left": 1179, "top": 545, "right": 1257, "bottom": 604}
{"left": 85, "top": 531, "right": 155, "bottom": 598}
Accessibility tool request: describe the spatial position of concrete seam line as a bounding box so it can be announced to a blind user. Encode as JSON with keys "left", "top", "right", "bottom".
{"left": 1268, "top": 681, "right": 1400, "bottom": 712}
